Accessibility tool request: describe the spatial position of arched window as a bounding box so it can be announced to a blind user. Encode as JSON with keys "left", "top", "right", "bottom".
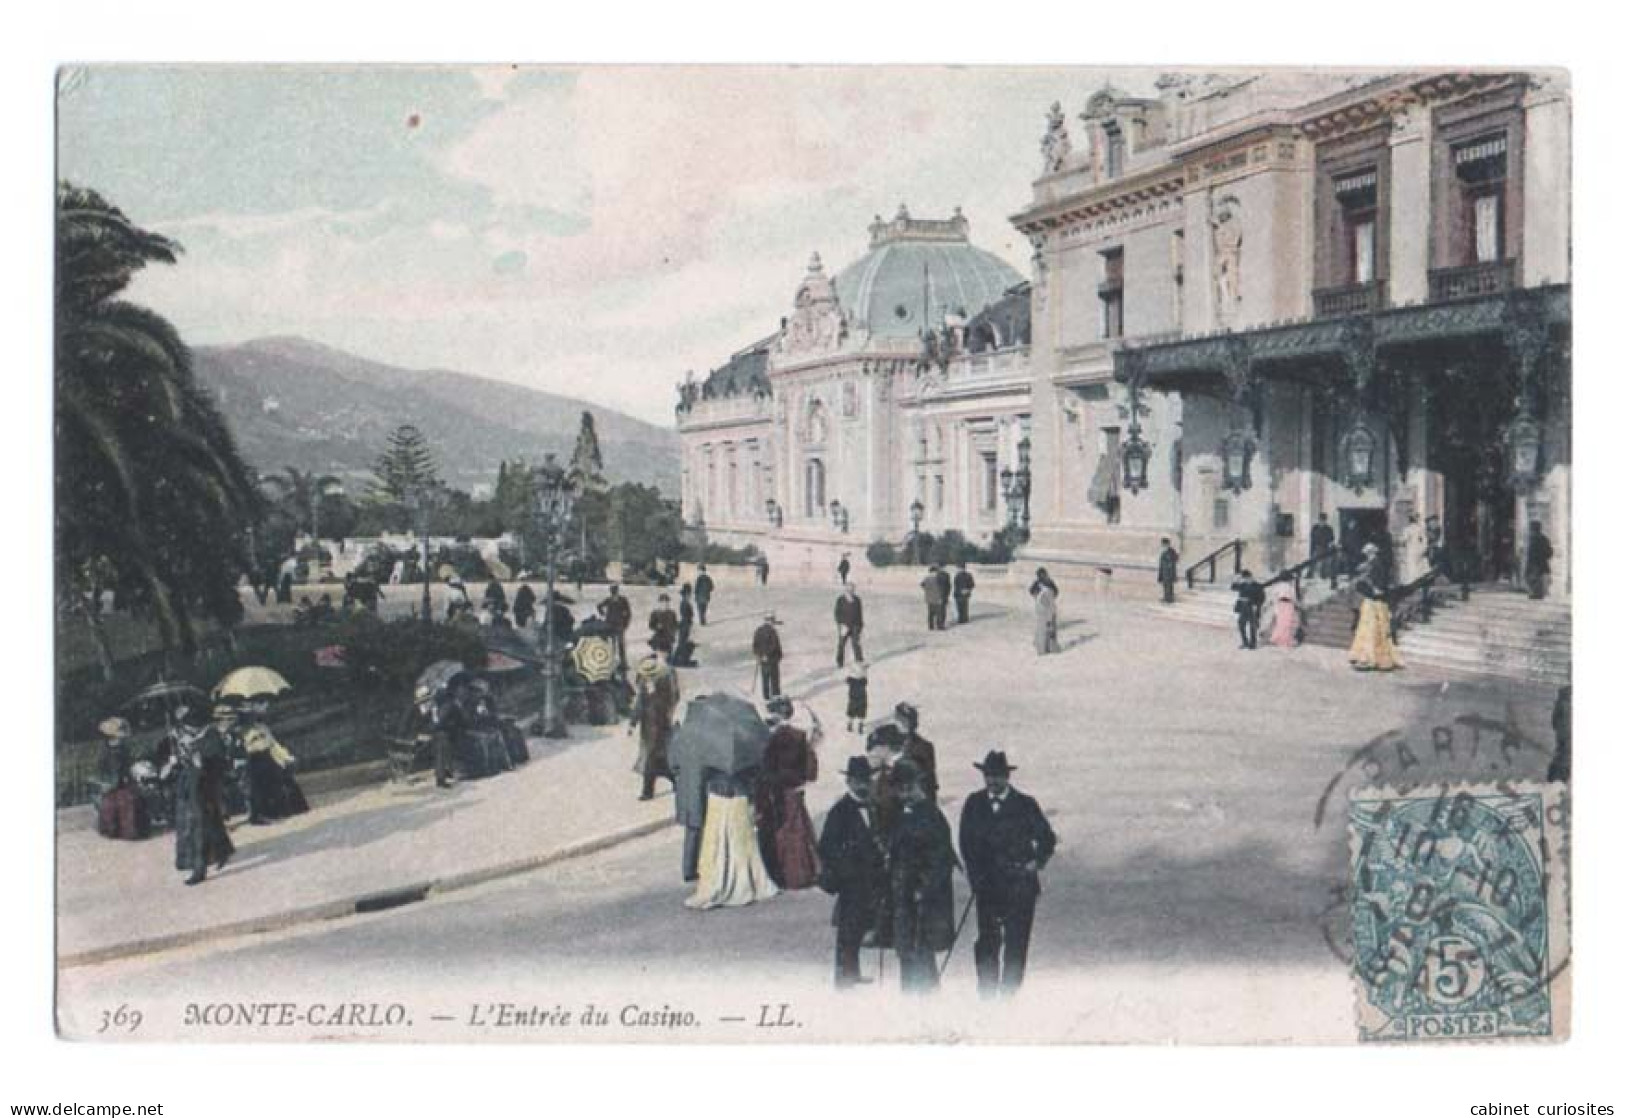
{"left": 805, "top": 458, "right": 826, "bottom": 517}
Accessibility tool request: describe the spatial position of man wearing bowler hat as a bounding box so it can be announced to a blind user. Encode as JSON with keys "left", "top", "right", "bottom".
{"left": 816, "top": 756, "right": 888, "bottom": 988}
{"left": 958, "top": 750, "right": 1057, "bottom": 996}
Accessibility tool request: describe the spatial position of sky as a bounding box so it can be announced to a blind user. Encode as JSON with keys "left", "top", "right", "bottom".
{"left": 57, "top": 65, "right": 1154, "bottom": 427}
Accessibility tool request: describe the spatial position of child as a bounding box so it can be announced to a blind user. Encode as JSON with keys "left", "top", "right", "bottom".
{"left": 844, "top": 660, "right": 869, "bottom": 734}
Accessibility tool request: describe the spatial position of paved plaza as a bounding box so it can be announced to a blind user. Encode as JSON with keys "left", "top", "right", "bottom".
{"left": 57, "top": 580, "right": 1561, "bottom": 1042}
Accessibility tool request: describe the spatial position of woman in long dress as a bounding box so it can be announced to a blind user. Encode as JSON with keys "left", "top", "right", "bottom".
{"left": 1268, "top": 585, "right": 1302, "bottom": 649}
{"left": 241, "top": 713, "right": 309, "bottom": 823}
{"left": 755, "top": 698, "right": 820, "bottom": 890}
{"left": 1348, "top": 548, "right": 1403, "bottom": 671}
{"left": 686, "top": 769, "right": 780, "bottom": 910}
{"left": 1030, "top": 568, "right": 1060, "bottom": 655}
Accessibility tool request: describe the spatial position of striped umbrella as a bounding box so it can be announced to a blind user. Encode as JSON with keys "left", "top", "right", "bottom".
{"left": 570, "top": 636, "right": 618, "bottom": 683}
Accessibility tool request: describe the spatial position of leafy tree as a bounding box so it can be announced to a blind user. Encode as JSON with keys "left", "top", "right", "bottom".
{"left": 569, "top": 411, "right": 607, "bottom": 493}
{"left": 371, "top": 424, "right": 439, "bottom": 504}
{"left": 55, "top": 182, "right": 263, "bottom": 665}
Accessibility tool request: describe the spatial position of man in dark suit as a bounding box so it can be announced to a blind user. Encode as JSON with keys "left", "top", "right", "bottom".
{"left": 952, "top": 562, "right": 976, "bottom": 623}
{"left": 1230, "top": 569, "right": 1265, "bottom": 650}
{"left": 693, "top": 565, "right": 715, "bottom": 624}
{"left": 958, "top": 750, "right": 1056, "bottom": 997}
{"left": 752, "top": 612, "right": 784, "bottom": 699}
{"left": 834, "top": 583, "right": 864, "bottom": 667}
{"left": 1156, "top": 538, "right": 1180, "bottom": 603}
{"left": 935, "top": 565, "right": 953, "bottom": 627}
{"left": 817, "top": 756, "right": 888, "bottom": 989}
{"left": 893, "top": 702, "right": 937, "bottom": 800}
{"left": 598, "top": 584, "right": 632, "bottom": 667}
{"left": 1310, "top": 514, "right": 1338, "bottom": 586}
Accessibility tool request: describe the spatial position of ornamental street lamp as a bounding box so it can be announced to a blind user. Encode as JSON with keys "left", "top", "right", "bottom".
{"left": 830, "top": 499, "right": 849, "bottom": 533}
{"left": 909, "top": 498, "right": 925, "bottom": 565}
{"left": 1121, "top": 429, "right": 1151, "bottom": 495}
{"left": 1343, "top": 423, "right": 1377, "bottom": 494}
{"left": 404, "top": 487, "right": 434, "bottom": 627}
{"left": 1507, "top": 411, "right": 1543, "bottom": 489}
{"left": 533, "top": 456, "right": 577, "bottom": 740}
{"left": 1000, "top": 436, "right": 1034, "bottom": 541}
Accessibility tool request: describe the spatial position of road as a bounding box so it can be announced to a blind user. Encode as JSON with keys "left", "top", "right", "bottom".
{"left": 58, "top": 580, "right": 1560, "bottom": 1043}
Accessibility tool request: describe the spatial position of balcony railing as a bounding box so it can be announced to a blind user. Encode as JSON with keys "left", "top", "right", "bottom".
{"left": 1428, "top": 259, "right": 1517, "bottom": 302}
{"left": 1312, "top": 279, "right": 1387, "bottom": 318}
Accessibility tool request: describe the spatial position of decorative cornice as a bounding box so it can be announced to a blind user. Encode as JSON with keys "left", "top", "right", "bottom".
{"left": 1112, "top": 284, "right": 1570, "bottom": 383}
{"left": 1013, "top": 170, "right": 1185, "bottom": 234}
{"left": 1298, "top": 72, "right": 1526, "bottom": 144}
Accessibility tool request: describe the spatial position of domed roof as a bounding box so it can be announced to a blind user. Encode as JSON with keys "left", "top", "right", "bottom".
{"left": 830, "top": 206, "right": 1024, "bottom": 341}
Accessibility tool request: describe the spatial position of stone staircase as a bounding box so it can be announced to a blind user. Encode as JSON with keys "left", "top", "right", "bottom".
{"left": 1303, "top": 584, "right": 1571, "bottom": 688}
{"left": 1150, "top": 578, "right": 1342, "bottom": 637}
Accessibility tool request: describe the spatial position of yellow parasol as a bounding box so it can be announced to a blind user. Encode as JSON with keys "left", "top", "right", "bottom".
{"left": 571, "top": 636, "right": 618, "bottom": 683}
{"left": 213, "top": 666, "right": 293, "bottom": 702}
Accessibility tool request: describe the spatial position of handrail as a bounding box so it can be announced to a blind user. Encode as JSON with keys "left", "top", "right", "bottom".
{"left": 1184, "top": 539, "right": 1244, "bottom": 589}
{"left": 1387, "top": 567, "right": 1445, "bottom": 634}
{"left": 1261, "top": 547, "right": 1339, "bottom": 593}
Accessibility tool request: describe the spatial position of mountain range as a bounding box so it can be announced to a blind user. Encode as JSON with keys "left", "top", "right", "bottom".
{"left": 191, "top": 337, "right": 680, "bottom": 494}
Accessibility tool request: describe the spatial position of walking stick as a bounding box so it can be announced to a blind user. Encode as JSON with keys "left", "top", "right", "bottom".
{"left": 939, "top": 894, "right": 977, "bottom": 975}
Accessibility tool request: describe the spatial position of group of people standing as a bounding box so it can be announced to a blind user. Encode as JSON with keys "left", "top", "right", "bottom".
{"left": 818, "top": 736, "right": 1056, "bottom": 997}
{"left": 920, "top": 563, "right": 977, "bottom": 631}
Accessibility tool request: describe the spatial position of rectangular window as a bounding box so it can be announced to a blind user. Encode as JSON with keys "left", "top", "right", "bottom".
{"left": 933, "top": 474, "right": 945, "bottom": 511}
{"left": 1100, "top": 248, "right": 1125, "bottom": 339}
{"left": 982, "top": 453, "right": 999, "bottom": 512}
{"left": 1105, "top": 127, "right": 1126, "bottom": 179}
{"left": 1353, "top": 218, "right": 1376, "bottom": 283}
{"left": 1472, "top": 192, "right": 1502, "bottom": 263}
{"left": 1213, "top": 498, "right": 1230, "bottom": 531}
{"left": 1333, "top": 167, "right": 1380, "bottom": 286}
{"left": 1451, "top": 132, "right": 1508, "bottom": 267}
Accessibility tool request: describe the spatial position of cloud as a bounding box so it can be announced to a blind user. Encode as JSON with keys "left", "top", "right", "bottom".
{"left": 94, "top": 66, "right": 1157, "bottom": 427}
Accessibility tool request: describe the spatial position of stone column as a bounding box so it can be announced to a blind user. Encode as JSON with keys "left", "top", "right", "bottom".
{"left": 1522, "top": 75, "right": 1571, "bottom": 287}
{"left": 1387, "top": 102, "right": 1432, "bottom": 306}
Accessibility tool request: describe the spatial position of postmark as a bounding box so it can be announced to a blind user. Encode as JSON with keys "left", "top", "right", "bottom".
{"left": 1346, "top": 782, "right": 1569, "bottom": 1042}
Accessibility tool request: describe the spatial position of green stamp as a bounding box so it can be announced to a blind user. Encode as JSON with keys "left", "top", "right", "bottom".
{"left": 1348, "top": 783, "right": 1569, "bottom": 1043}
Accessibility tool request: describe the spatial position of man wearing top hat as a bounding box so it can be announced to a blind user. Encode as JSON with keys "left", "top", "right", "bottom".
{"left": 812, "top": 760, "right": 890, "bottom": 988}
{"left": 816, "top": 756, "right": 889, "bottom": 988}
{"left": 958, "top": 750, "right": 1057, "bottom": 996}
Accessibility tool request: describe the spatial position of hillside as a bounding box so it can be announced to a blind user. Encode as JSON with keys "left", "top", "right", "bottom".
{"left": 192, "top": 337, "right": 680, "bottom": 494}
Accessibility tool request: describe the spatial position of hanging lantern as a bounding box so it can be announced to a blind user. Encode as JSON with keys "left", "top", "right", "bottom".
{"left": 1507, "top": 412, "right": 1542, "bottom": 487}
{"left": 1121, "top": 428, "right": 1152, "bottom": 494}
{"left": 1221, "top": 431, "right": 1253, "bottom": 495}
{"left": 1343, "top": 423, "right": 1377, "bottom": 493}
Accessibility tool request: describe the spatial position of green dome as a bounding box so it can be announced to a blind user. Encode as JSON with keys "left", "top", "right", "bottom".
{"left": 831, "top": 207, "right": 1024, "bottom": 340}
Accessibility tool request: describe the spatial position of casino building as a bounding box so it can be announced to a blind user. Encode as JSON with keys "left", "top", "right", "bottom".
{"left": 677, "top": 70, "right": 1571, "bottom": 599}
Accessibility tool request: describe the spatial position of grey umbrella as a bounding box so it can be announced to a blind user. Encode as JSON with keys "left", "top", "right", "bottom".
{"left": 668, "top": 693, "right": 770, "bottom": 828}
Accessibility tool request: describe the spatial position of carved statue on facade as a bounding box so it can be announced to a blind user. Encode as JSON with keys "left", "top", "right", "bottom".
{"left": 1041, "top": 101, "right": 1072, "bottom": 173}
{"left": 780, "top": 251, "right": 848, "bottom": 356}
{"left": 1211, "top": 197, "right": 1243, "bottom": 324}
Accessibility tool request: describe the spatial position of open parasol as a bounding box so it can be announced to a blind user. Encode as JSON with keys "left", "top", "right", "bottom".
{"left": 668, "top": 693, "right": 770, "bottom": 827}
{"left": 570, "top": 635, "right": 618, "bottom": 684}
{"left": 119, "top": 679, "right": 211, "bottom": 731}
{"left": 213, "top": 666, "right": 292, "bottom": 702}
{"left": 414, "top": 659, "right": 469, "bottom": 703}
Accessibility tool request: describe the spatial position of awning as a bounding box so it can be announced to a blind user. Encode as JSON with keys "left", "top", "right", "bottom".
{"left": 1333, "top": 168, "right": 1378, "bottom": 196}
{"left": 1454, "top": 134, "right": 1508, "bottom": 166}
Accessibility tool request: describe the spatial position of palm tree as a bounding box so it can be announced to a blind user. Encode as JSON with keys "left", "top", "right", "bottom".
{"left": 263, "top": 466, "right": 343, "bottom": 537}
{"left": 55, "top": 182, "right": 263, "bottom": 665}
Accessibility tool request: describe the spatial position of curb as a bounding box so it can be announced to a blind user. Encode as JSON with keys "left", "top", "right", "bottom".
{"left": 58, "top": 814, "right": 678, "bottom": 970}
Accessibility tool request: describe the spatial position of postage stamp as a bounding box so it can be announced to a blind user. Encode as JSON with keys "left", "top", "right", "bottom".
{"left": 1347, "top": 783, "right": 1570, "bottom": 1042}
